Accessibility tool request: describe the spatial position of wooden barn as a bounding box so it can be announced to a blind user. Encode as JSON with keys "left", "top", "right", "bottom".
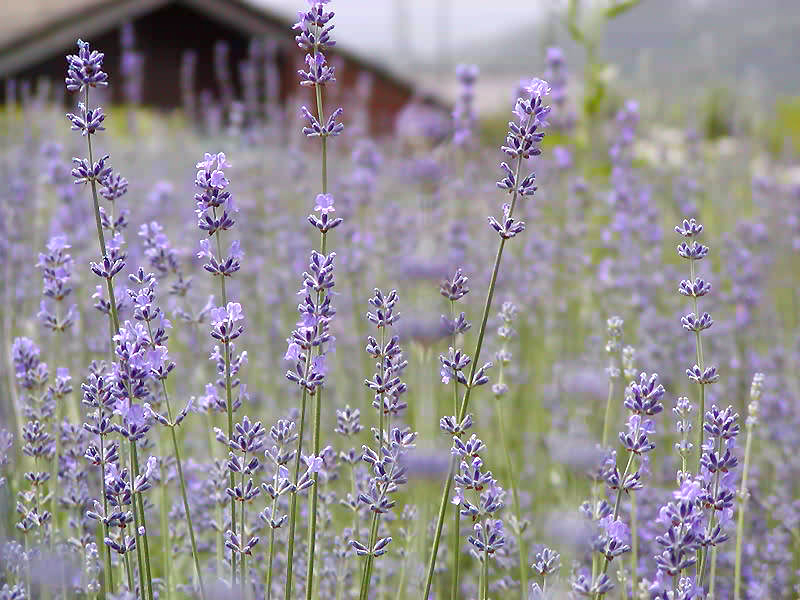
{"left": 0, "top": 0, "right": 432, "bottom": 132}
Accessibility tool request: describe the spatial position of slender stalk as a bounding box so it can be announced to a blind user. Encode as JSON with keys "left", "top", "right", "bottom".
{"left": 698, "top": 436, "right": 724, "bottom": 588}
{"left": 137, "top": 462, "right": 155, "bottom": 600}
{"left": 240, "top": 461, "right": 247, "bottom": 599}
{"left": 265, "top": 493, "right": 279, "bottom": 600}
{"left": 358, "top": 322, "right": 389, "bottom": 600}
{"left": 206, "top": 412, "right": 224, "bottom": 578}
{"left": 285, "top": 377, "right": 309, "bottom": 600}
{"left": 23, "top": 532, "right": 32, "bottom": 599}
{"left": 98, "top": 424, "right": 114, "bottom": 593}
{"left": 689, "top": 258, "right": 705, "bottom": 475}
{"left": 146, "top": 318, "right": 206, "bottom": 599}
{"left": 602, "top": 378, "right": 615, "bottom": 450}
{"left": 170, "top": 424, "right": 206, "bottom": 595}
{"left": 630, "top": 491, "right": 638, "bottom": 596}
{"left": 213, "top": 219, "right": 237, "bottom": 586}
{"left": 305, "top": 27, "right": 330, "bottom": 598}
{"left": 449, "top": 301, "right": 462, "bottom": 600}
{"left": 286, "top": 106, "right": 332, "bottom": 595}
{"left": 359, "top": 513, "right": 380, "bottom": 600}
{"left": 497, "top": 397, "right": 527, "bottom": 598}
{"left": 422, "top": 141, "right": 529, "bottom": 599}
{"left": 482, "top": 540, "right": 489, "bottom": 600}
{"left": 734, "top": 407, "right": 757, "bottom": 600}
{"left": 84, "top": 90, "right": 119, "bottom": 336}
{"left": 394, "top": 538, "right": 410, "bottom": 600}
{"left": 595, "top": 420, "right": 641, "bottom": 599}
{"left": 159, "top": 459, "right": 172, "bottom": 600}
{"left": 83, "top": 83, "right": 130, "bottom": 597}
{"left": 128, "top": 441, "right": 149, "bottom": 600}
{"left": 709, "top": 546, "right": 719, "bottom": 596}
{"left": 123, "top": 526, "right": 135, "bottom": 594}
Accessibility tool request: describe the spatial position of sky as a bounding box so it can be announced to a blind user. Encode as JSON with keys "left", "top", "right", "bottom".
{"left": 252, "top": 0, "right": 554, "bottom": 66}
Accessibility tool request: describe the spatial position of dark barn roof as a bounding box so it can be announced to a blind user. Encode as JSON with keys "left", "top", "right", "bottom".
{"left": 0, "top": 0, "right": 434, "bottom": 132}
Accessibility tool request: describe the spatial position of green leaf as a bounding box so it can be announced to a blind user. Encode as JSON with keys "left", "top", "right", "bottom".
{"left": 604, "top": 0, "right": 641, "bottom": 19}
{"left": 565, "top": 0, "right": 585, "bottom": 43}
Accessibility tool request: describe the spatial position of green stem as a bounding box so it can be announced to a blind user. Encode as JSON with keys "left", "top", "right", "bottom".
{"left": 170, "top": 425, "right": 206, "bottom": 596}
{"left": 84, "top": 89, "right": 120, "bottom": 337}
{"left": 305, "top": 25, "right": 330, "bottom": 597}
{"left": 99, "top": 430, "right": 114, "bottom": 594}
{"left": 241, "top": 461, "right": 247, "bottom": 599}
{"left": 146, "top": 318, "right": 206, "bottom": 599}
{"left": 709, "top": 545, "right": 718, "bottom": 597}
{"left": 358, "top": 314, "right": 391, "bottom": 600}
{"left": 206, "top": 413, "right": 224, "bottom": 578}
{"left": 128, "top": 441, "right": 148, "bottom": 599}
{"left": 285, "top": 380, "right": 309, "bottom": 600}
{"left": 130, "top": 441, "right": 154, "bottom": 600}
{"left": 422, "top": 143, "right": 528, "bottom": 600}
{"left": 306, "top": 385, "right": 323, "bottom": 600}
{"left": 213, "top": 222, "right": 237, "bottom": 586}
{"left": 24, "top": 532, "right": 32, "bottom": 599}
{"left": 497, "top": 393, "right": 526, "bottom": 599}
{"left": 159, "top": 463, "right": 172, "bottom": 600}
{"left": 734, "top": 418, "right": 755, "bottom": 600}
{"left": 689, "top": 257, "right": 705, "bottom": 475}
{"left": 83, "top": 82, "right": 122, "bottom": 595}
{"left": 449, "top": 301, "right": 461, "bottom": 600}
{"left": 602, "top": 378, "right": 615, "bottom": 450}
{"left": 359, "top": 512, "right": 380, "bottom": 600}
{"left": 266, "top": 493, "right": 279, "bottom": 600}
{"left": 631, "top": 491, "right": 638, "bottom": 596}
{"left": 698, "top": 438, "right": 723, "bottom": 588}
{"left": 124, "top": 527, "right": 135, "bottom": 594}
{"left": 394, "top": 539, "right": 409, "bottom": 600}
{"left": 596, "top": 424, "right": 640, "bottom": 598}
{"left": 482, "top": 539, "right": 489, "bottom": 600}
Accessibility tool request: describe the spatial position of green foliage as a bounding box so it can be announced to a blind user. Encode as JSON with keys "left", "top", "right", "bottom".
{"left": 702, "top": 87, "right": 734, "bottom": 140}
{"left": 775, "top": 96, "right": 800, "bottom": 154}
{"left": 604, "top": 0, "right": 642, "bottom": 19}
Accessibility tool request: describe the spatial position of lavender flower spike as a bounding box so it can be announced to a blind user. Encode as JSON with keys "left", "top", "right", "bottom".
{"left": 422, "top": 78, "right": 550, "bottom": 600}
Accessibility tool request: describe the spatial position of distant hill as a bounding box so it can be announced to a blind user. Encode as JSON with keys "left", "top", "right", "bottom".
{"left": 601, "top": 0, "right": 800, "bottom": 98}
{"left": 449, "top": 0, "right": 799, "bottom": 101}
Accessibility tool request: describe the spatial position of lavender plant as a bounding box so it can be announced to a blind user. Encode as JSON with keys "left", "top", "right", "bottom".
{"left": 733, "top": 373, "right": 763, "bottom": 600}
{"left": 195, "top": 150, "right": 242, "bottom": 591}
{"left": 353, "top": 289, "right": 412, "bottom": 600}
{"left": 675, "top": 217, "right": 717, "bottom": 474}
{"left": 1, "top": 5, "right": 797, "bottom": 600}
{"left": 422, "top": 76, "right": 551, "bottom": 600}
{"left": 284, "top": 1, "right": 344, "bottom": 598}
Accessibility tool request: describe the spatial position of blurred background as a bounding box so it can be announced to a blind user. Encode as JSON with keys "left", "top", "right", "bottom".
{"left": 1, "top": 1, "right": 800, "bottom": 599}
{"left": 2, "top": 0, "right": 798, "bottom": 143}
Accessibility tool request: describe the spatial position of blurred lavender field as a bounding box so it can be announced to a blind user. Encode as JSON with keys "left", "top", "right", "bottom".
{"left": 1, "top": 2, "right": 799, "bottom": 600}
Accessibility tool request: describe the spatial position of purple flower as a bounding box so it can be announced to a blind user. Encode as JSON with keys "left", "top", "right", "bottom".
{"left": 314, "top": 193, "right": 335, "bottom": 214}
{"left": 524, "top": 77, "right": 551, "bottom": 99}
{"left": 65, "top": 39, "right": 108, "bottom": 91}
{"left": 303, "top": 454, "right": 323, "bottom": 473}
{"left": 211, "top": 302, "right": 244, "bottom": 325}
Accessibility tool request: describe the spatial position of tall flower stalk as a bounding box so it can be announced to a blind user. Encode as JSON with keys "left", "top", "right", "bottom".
{"left": 490, "top": 301, "right": 529, "bottom": 599}
{"left": 354, "top": 289, "right": 411, "bottom": 600}
{"left": 133, "top": 266, "right": 206, "bottom": 598}
{"left": 450, "top": 433, "right": 506, "bottom": 600}
{"left": 284, "top": 1, "right": 344, "bottom": 598}
{"left": 66, "top": 39, "right": 156, "bottom": 598}
{"left": 440, "top": 268, "right": 471, "bottom": 597}
{"left": 733, "top": 373, "right": 763, "bottom": 600}
{"left": 675, "top": 218, "right": 716, "bottom": 474}
{"left": 584, "top": 373, "right": 663, "bottom": 599}
{"left": 421, "top": 77, "right": 550, "bottom": 600}
{"left": 195, "top": 150, "right": 242, "bottom": 587}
